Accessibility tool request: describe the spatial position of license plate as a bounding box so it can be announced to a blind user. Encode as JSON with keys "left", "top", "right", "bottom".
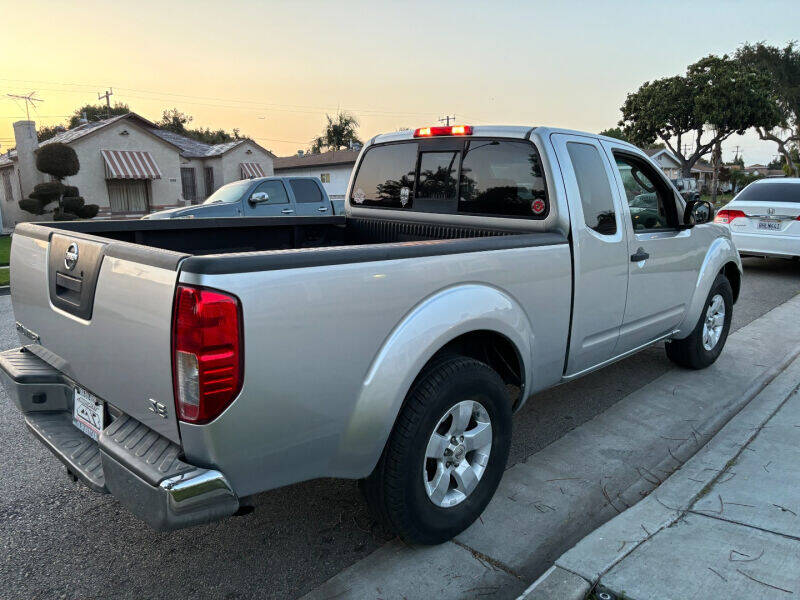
{"left": 73, "top": 387, "right": 104, "bottom": 440}
{"left": 757, "top": 220, "right": 781, "bottom": 231}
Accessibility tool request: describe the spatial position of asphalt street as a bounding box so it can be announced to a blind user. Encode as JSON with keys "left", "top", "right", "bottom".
{"left": 0, "top": 257, "right": 798, "bottom": 600}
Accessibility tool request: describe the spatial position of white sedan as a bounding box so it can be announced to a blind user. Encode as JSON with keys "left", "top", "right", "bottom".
{"left": 714, "top": 178, "right": 800, "bottom": 259}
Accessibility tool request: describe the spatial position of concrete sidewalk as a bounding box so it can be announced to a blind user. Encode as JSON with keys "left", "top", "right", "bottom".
{"left": 524, "top": 349, "right": 800, "bottom": 599}
{"left": 303, "top": 295, "right": 800, "bottom": 600}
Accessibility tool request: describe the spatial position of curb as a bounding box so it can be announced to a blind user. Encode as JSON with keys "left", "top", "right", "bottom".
{"left": 517, "top": 566, "right": 589, "bottom": 600}
{"left": 520, "top": 346, "right": 800, "bottom": 599}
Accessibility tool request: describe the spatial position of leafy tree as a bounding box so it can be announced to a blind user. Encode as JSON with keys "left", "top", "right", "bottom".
{"left": 736, "top": 42, "right": 800, "bottom": 176}
{"left": 156, "top": 108, "right": 245, "bottom": 144}
{"left": 731, "top": 153, "right": 744, "bottom": 167}
{"left": 68, "top": 103, "right": 130, "bottom": 128}
{"left": 620, "top": 55, "right": 781, "bottom": 177}
{"left": 157, "top": 108, "right": 192, "bottom": 133}
{"left": 18, "top": 143, "right": 99, "bottom": 220}
{"left": 767, "top": 156, "right": 784, "bottom": 170}
{"left": 37, "top": 124, "right": 66, "bottom": 142}
{"left": 599, "top": 127, "right": 629, "bottom": 142}
{"left": 310, "top": 112, "right": 362, "bottom": 154}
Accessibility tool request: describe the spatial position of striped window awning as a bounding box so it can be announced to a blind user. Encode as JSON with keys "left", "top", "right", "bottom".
{"left": 240, "top": 162, "right": 265, "bottom": 179}
{"left": 101, "top": 150, "right": 162, "bottom": 180}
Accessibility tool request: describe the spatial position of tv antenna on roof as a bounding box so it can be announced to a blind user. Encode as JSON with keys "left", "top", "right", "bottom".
{"left": 6, "top": 91, "right": 43, "bottom": 121}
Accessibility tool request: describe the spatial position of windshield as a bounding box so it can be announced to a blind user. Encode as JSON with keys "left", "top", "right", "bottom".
{"left": 736, "top": 181, "right": 800, "bottom": 203}
{"left": 202, "top": 180, "right": 252, "bottom": 204}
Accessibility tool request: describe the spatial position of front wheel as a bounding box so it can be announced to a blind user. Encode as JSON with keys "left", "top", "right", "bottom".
{"left": 666, "top": 273, "right": 733, "bottom": 369}
{"left": 361, "top": 355, "right": 511, "bottom": 545}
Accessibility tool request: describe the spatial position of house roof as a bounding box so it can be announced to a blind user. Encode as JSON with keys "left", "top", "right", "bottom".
{"left": 0, "top": 112, "right": 275, "bottom": 168}
{"left": 273, "top": 149, "right": 360, "bottom": 170}
{"left": 147, "top": 128, "right": 273, "bottom": 159}
{"left": 692, "top": 159, "right": 714, "bottom": 173}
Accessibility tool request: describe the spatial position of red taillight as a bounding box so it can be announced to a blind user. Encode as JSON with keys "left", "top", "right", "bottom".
{"left": 413, "top": 125, "right": 473, "bottom": 137}
{"left": 714, "top": 209, "right": 746, "bottom": 224}
{"left": 172, "top": 285, "right": 242, "bottom": 424}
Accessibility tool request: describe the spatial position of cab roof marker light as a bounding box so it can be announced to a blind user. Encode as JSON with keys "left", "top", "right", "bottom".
{"left": 413, "top": 125, "right": 473, "bottom": 138}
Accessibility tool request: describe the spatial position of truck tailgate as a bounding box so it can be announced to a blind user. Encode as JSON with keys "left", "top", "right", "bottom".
{"left": 10, "top": 224, "right": 187, "bottom": 443}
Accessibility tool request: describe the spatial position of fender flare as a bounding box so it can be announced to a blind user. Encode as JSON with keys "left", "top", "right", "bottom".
{"left": 330, "top": 283, "right": 534, "bottom": 478}
{"left": 674, "top": 236, "right": 742, "bottom": 338}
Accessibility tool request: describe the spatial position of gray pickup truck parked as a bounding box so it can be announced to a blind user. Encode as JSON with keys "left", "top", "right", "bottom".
{"left": 2, "top": 125, "right": 741, "bottom": 544}
{"left": 144, "top": 176, "right": 333, "bottom": 219}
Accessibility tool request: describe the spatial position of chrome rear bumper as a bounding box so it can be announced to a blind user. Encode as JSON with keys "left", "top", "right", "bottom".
{"left": 0, "top": 347, "right": 239, "bottom": 530}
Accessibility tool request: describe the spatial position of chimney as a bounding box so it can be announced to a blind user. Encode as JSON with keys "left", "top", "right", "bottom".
{"left": 296, "top": 150, "right": 304, "bottom": 157}
{"left": 13, "top": 120, "right": 44, "bottom": 198}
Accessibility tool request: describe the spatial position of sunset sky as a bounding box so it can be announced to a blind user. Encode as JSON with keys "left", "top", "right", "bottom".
{"left": 2, "top": 0, "right": 799, "bottom": 163}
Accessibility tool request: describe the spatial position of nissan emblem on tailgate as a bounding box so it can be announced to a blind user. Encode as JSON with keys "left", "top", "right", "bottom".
{"left": 64, "top": 243, "right": 79, "bottom": 270}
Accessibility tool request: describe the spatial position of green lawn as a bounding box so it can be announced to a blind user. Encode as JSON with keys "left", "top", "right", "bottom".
{"left": 0, "top": 236, "right": 9, "bottom": 267}
{"left": 0, "top": 267, "right": 9, "bottom": 287}
{"left": 701, "top": 193, "right": 734, "bottom": 208}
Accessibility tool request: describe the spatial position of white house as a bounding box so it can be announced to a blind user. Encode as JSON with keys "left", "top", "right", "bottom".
{"left": 273, "top": 149, "right": 360, "bottom": 201}
{"left": 0, "top": 112, "right": 274, "bottom": 231}
{"left": 644, "top": 148, "right": 682, "bottom": 179}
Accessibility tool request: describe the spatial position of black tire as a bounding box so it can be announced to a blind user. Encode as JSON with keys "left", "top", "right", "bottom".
{"left": 361, "top": 355, "right": 511, "bottom": 545}
{"left": 666, "top": 273, "right": 733, "bottom": 369}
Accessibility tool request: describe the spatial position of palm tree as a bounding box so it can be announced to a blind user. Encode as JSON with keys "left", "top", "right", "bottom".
{"left": 310, "top": 112, "right": 362, "bottom": 154}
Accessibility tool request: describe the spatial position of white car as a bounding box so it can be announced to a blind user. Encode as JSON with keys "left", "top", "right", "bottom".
{"left": 715, "top": 178, "right": 800, "bottom": 259}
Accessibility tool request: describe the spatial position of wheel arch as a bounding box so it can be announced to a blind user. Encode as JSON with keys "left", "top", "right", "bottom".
{"left": 330, "top": 284, "right": 534, "bottom": 478}
{"left": 673, "top": 236, "right": 741, "bottom": 339}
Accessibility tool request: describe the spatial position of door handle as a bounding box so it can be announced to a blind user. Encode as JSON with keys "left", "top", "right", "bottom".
{"left": 630, "top": 247, "right": 650, "bottom": 262}
{"left": 317, "top": 207, "right": 328, "bottom": 212}
{"left": 281, "top": 209, "right": 295, "bottom": 214}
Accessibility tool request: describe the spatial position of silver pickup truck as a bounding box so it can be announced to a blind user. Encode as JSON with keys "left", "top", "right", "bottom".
{"left": 2, "top": 125, "right": 741, "bottom": 545}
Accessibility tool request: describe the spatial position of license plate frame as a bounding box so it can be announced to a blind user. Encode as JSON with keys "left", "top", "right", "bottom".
{"left": 757, "top": 220, "right": 781, "bottom": 231}
{"left": 73, "top": 387, "right": 105, "bottom": 440}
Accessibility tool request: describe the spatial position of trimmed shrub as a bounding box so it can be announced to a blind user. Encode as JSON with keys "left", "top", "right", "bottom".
{"left": 35, "top": 143, "right": 79, "bottom": 180}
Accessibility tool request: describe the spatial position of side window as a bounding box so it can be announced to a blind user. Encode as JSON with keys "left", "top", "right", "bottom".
{"left": 350, "top": 143, "right": 418, "bottom": 209}
{"left": 459, "top": 140, "right": 548, "bottom": 218}
{"left": 252, "top": 180, "right": 289, "bottom": 204}
{"left": 613, "top": 155, "right": 676, "bottom": 231}
{"left": 289, "top": 179, "right": 323, "bottom": 203}
{"left": 566, "top": 142, "right": 617, "bottom": 235}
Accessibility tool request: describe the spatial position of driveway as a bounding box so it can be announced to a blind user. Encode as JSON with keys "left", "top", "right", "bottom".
{"left": 0, "top": 257, "right": 797, "bottom": 600}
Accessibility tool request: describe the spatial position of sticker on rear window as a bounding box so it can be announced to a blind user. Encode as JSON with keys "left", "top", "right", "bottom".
{"left": 400, "top": 187, "right": 410, "bottom": 207}
{"left": 353, "top": 188, "right": 365, "bottom": 204}
{"left": 531, "top": 199, "right": 546, "bottom": 215}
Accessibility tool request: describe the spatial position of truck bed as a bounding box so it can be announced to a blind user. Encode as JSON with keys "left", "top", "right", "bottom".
{"left": 11, "top": 216, "right": 567, "bottom": 446}
{"left": 26, "top": 215, "right": 565, "bottom": 271}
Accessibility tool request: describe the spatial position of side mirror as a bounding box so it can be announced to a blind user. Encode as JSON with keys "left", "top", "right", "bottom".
{"left": 682, "top": 199, "right": 713, "bottom": 227}
{"left": 249, "top": 191, "right": 270, "bottom": 205}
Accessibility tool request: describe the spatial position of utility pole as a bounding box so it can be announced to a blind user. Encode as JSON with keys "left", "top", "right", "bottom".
{"left": 439, "top": 115, "right": 456, "bottom": 126}
{"left": 6, "top": 92, "right": 43, "bottom": 121}
{"left": 98, "top": 88, "right": 113, "bottom": 118}
{"left": 732, "top": 145, "right": 741, "bottom": 162}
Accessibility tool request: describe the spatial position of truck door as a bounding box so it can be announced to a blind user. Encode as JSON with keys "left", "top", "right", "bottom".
{"left": 287, "top": 178, "right": 331, "bottom": 216}
{"left": 551, "top": 133, "right": 630, "bottom": 376}
{"left": 243, "top": 179, "right": 295, "bottom": 216}
{"left": 601, "top": 141, "right": 700, "bottom": 352}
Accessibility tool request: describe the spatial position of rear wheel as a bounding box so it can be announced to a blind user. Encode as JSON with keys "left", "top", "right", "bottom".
{"left": 666, "top": 273, "right": 732, "bottom": 369}
{"left": 362, "top": 355, "right": 511, "bottom": 545}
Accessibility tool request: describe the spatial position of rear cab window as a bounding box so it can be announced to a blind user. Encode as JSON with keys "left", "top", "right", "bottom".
{"left": 350, "top": 138, "right": 549, "bottom": 219}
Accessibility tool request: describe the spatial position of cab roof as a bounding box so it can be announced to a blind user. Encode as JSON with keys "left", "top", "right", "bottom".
{"left": 369, "top": 125, "right": 641, "bottom": 153}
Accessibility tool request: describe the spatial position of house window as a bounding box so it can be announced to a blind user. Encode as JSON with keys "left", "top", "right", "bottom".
{"left": 107, "top": 180, "right": 150, "bottom": 213}
{"left": 181, "top": 167, "right": 197, "bottom": 202}
{"left": 204, "top": 167, "right": 214, "bottom": 197}
{"left": 2, "top": 170, "right": 13, "bottom": 202}
{"left": 320, "top": 173, "right": 331, "bottom": 183}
